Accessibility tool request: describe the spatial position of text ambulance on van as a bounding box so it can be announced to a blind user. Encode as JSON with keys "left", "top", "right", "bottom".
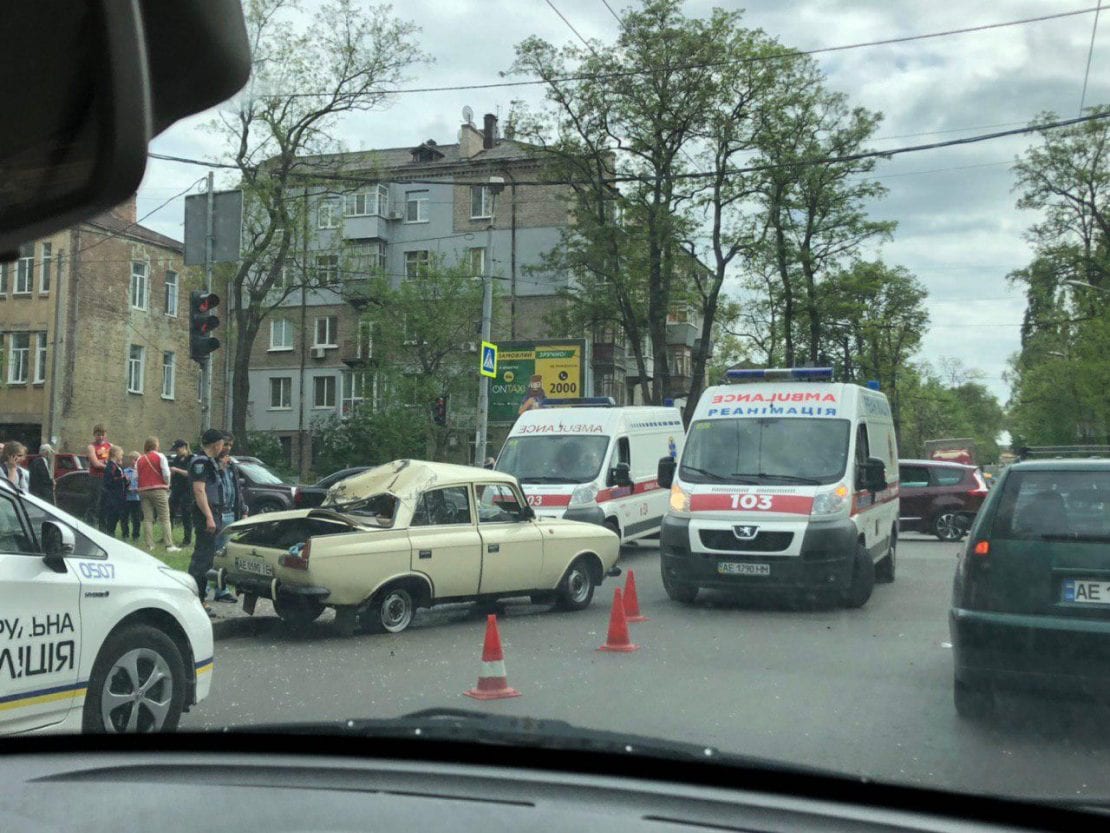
{"left": 656, "top": 368, "right": 898, "bottom": 608}
{"left": 495, "top": 399, "right": 684, "bottom": 544}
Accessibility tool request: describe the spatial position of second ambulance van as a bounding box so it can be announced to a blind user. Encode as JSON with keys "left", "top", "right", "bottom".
{"left": 495, "top": 400, "right": 685, "bottom": 543}
{"left": 657, "top": 368, "right": 898, "bottom": 608}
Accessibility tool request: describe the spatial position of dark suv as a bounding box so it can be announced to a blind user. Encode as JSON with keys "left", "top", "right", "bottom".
{"left": 950, "top": 459, "right": 1110, "bottom": 719}
{"left": 230, "top": 456, "right": 295, "bottom": 514}
{"left": 898, "top": 460, "right": 988, "bottom": 541}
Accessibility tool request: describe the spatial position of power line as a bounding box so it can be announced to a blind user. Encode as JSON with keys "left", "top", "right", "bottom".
{"left": 544, "top": 0, "right": 596, "bottom": 53}
{"left": 246, "top": 6, "right": 1102, "bottom": 98}
{"left": 79, "top": 178, "right": 206, "bottom": 254}
{"left": 600, "top": 0, "right": 622, "bottom": 25}
{"left": 1079, "top": 2, "right": 1103, "bottom": 113}
{"left": 147, "top": 111, "right": 1110, "bottom": 188}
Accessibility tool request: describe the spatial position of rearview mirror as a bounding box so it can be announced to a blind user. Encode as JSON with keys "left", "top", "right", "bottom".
{"left": 0, "top": 1, "right": 250, "bottom": 255}
{"left": 658, "top": 456, "right": 676, "bottom": 489}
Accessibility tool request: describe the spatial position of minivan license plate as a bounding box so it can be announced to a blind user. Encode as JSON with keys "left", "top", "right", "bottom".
{"left": 235, "top": 557, "right": 273, "bottom": 578}
{"left": 1062, "top": 579, "right": 1110, "bottom": 604}
{"left": 718, "top": 562, "right": 770, "bottom": 576}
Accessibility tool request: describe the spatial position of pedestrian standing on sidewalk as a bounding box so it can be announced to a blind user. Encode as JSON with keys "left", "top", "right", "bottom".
{"left": 137, "top": 437, "right": 179, "bottom": 552}
{"left": 1, "top": 442, "right": 30, "bottom": 493}
{"left": 102, "top": 445, "right": 128, "bottom": 537}
{"left": 168, "top": 439, "right": 194, "bottom": 547}
{"left": 85, "top": 424, "right": 111, "bottom": 530}
{"left": 122, "top": 452, "right": 143, "bottom": 542}
{"left": 188, "top": 429, "right": 228, "bottom": 610}
{"left": 29, "top": 444, "right": 55, "bottom": 503}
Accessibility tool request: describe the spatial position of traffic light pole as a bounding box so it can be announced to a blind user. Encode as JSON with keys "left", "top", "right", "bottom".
{"left": 202, "top": 171, "right": 214, "bottom": 431}
{"left": 473, "top": 223, "right": 493, "bottom": 466}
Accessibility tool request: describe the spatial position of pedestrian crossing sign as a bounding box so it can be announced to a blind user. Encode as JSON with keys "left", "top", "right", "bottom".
{"left": 480, "top": 341, "right": 498, "bottom": 378}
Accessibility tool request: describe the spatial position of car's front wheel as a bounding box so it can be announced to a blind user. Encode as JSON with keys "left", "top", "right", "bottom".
{"left": 933, "top": 511, "right": 964, "bottom": 542}
{"left": 842, "top": 542, "right": 875, "bottom": 608}
{"left": 555, "top": 557, "right": 596, "bottom": 611}
{"left": 661, "top": 566, "right": 699, "bottom": 605}
{"left": 364, "top": 586, "right": 416, "bottom": 634}
{"left": 83, "top": 625, "right": 187, "bottom": 733}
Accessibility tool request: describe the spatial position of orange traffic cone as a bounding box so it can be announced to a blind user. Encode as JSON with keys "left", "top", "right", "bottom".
{"left": 464, "top": 615, "right": 522, "bottom": 700}
{"left": 623, "top": 569, "right": 648, "bottom": 623}
{"left": 598, "top": 587, "right": 640, "bottom": 652}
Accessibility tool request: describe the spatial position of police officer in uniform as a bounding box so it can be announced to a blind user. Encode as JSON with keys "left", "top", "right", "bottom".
{"left": 188, "top": 429, "right": 228, "bottom": 606}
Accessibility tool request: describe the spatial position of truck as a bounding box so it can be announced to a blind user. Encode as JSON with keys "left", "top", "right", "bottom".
{"left": 923, "top": 438, "right": 977, "bottom": 467}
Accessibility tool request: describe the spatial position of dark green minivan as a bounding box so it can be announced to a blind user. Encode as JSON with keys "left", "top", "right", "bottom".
{"left": 950, "top": 459, "right": 1110, "bottom": 719}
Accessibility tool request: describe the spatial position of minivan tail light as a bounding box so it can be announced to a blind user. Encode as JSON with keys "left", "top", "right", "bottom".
{"left": 280, "top": 540, "right": 311, "bottom": 570}
{"left": 973, "top": 540, "right": 990, "bottom": 556}
{"left": 968, "top": 471, "right": 988, "bottom": 497}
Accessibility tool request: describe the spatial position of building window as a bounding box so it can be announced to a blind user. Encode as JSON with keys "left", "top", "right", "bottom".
{"left": 269, "top": 377, "right": 292, "bottom": 409}
{"left": 0, "top": 261, "right": 7, "bottom": 295}
{"left": 341, "top": 371, "right": 365, "bottom": 414}
{"left": 161, "top": 351, "right": 176, "bottom": 399}
{"left": 130, "top": 261, "right": 148, "bottom": 310}
{"left": 470, "top": 185, "right": 494, "bottom": 219}
{"left": 465, "top": 247, "right": 485, "bottom": 276}
{"left": 39, "top": 243, "right": 52, "bottom": 293}
{"left": 318, "top": 199, "right": 340, "bottom": 229}
{"left": 314, "top": 316, "right": 338, "bottom": 348}
{"left": 405, "top": 191, "right": 428, "bottom": 223}
{"left": 7, "top": 333, "right": 30, "bottom": 384}
{"left": 356, "top": 321, "right": 373, "bottom": 359}
{"left": 269, "top": 318, "right": 294, "bottom": 351}
{"left": 346, "top": 185, "right": 389, "bottom": 217}
{"left": 404, "top": 250, "right": 430, "bottom": 279}
{"left": 33, "top": 333, "right": 46, "bottom": 384}
{"left": 15, "top": 244, "right": 33, "bottom": 294}
{"left": 312, "top": 253, "right": 340, "bottom": 285}
{"left": 313, "top": 375, "right": 337, "bottom": 408}
{"left": 127, "top": 345, "right": 145, "bottom": 394}
{"left": 164, "top": 270, "right": 178, "bottom": 316}
{"left": 374, "top": 241, "right": 387, "bottom": 272}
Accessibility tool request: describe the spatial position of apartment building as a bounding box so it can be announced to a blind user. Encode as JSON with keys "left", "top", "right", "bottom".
{"left": 241, "top": 113, "right": 577, "bottom": 473}
{"left": 0, "top": 199, "right": 198, "bottom": 456}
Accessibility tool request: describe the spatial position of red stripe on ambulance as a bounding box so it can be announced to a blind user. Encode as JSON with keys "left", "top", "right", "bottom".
{"left": 689, "top": 493, "right": 814, "bottom": 514}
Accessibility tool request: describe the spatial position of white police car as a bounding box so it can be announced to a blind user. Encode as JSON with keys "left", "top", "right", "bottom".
{"left": 0, "top": 478, "right": 212, "bottom": 733}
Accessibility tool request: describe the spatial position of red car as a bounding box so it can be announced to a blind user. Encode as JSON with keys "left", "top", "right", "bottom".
{"left": 898, "top": 459, "right": 989, "bottom": 541}
{"left": 18, "top": 452, "right": 88, "bottom": 481}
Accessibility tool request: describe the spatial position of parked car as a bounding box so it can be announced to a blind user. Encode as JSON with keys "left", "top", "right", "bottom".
{"left": 897, "top": 459, "right": 988, "bottom": 541}
{"left": 0, "top": 478, "right": 213, "bottom": 733}
{"left": 54, "top": 470, "right": 96, "bottom": 520}
{"left": 19, "top": 452, "right": 87, "bottom": 481}
{"left": 950, "top": 458, "right": 1110, "bottom": 719}
{"left": 230, "top": 456, "right": 295, "bottom": 515}
{"left": 213, "top": 459, "right": 622, "bottom": 636}
{"left": 293, "top": 466, "right": 372, "bottom": 508}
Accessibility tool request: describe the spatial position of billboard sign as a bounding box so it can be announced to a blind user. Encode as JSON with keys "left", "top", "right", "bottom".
{"left": 489, "top": 339, "right": 586, "bottom": 424}
{"left": 184, "top": 189, "right": 243, "bottom": 266}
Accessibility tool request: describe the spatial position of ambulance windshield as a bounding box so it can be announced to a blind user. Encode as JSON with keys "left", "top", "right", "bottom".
{"left": 680, "top": 418, "right": 851, "bottom": 485}
{"left": 496, "top": 436, "right": 611, "bottom": 484}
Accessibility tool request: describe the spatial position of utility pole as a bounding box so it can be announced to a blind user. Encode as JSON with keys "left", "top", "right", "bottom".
{"left": 474, "top": 176, "right": 505, "bottom": 465}
{"left": 202, "top": 170, "right": 214, "bottom": 431}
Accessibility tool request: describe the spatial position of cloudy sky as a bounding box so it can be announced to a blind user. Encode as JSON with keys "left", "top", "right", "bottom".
{"left": 140, "top": 0, "right": 1110, "bottom": 405}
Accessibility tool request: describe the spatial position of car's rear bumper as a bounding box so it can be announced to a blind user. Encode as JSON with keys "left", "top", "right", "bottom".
{"left": 214, "top": 567, "right": 330, "bottom": 602}
{"left": 660, "top": 516, "right": 856, "bottom": 593}
{"left": 950, "top": 607, "right": 1110, "bottom": 694}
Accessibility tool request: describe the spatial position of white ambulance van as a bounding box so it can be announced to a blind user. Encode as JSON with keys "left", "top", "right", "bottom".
{"left": 657, "top": 368, "right": 898, "bottom": 608}
{"left": 495, "top": 399, "right": 685, "bottom": 543}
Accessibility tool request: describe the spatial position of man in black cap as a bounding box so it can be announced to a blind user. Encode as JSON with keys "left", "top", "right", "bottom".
{"left": 188, "top": 429, "right": 227, "bottom": 608}
{"left": 168, "top": 439, "right": 194, "bottom": 547}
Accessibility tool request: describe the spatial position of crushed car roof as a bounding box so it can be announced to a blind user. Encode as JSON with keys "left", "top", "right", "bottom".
{"left": 323, "top": 459, "right": 517, "bottom": 504}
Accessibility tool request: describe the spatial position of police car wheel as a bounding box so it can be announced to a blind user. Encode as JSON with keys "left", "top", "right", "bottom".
{"left": 82, "top": 625, "right": 187, "bottom": 734}
{"left": 556, "top": 557, "right": 596, "bottom": 611}
{"left": 842, "top": 542, "right": 875, "bottom": 608}
{"left": 273, "top": 596, "right": 325, "bottom": 631}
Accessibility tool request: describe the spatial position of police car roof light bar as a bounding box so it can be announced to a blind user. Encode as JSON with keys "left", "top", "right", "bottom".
{"left": 725, "top": 367, "right": 834, "bottom": 383}
{"left": 540, "top": 397, "right": 616, "bottom": 408}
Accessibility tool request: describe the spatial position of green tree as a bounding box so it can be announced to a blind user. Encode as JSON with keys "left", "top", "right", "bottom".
{"left": 209, "top": 0, "right": 425, "bottom": 451}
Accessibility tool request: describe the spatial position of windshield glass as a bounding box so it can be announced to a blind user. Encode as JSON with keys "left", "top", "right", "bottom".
{"left": 496, "top": 436, "right": 611, "bottom": 484}
{"left": 681, "top": 418, "right": 850, "bottom": 484}
{"left": 237, "top": 461, "right": 287, "bottom": 485}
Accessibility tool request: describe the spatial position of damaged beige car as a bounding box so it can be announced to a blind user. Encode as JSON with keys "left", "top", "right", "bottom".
{"left": 213, "top": 460, "right": 622, "bottom": 635}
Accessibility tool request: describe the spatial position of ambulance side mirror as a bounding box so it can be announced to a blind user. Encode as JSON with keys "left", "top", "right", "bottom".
{"left": 864, "top": 457, "right": 887, "bottom": 493}
{"left": 658, "top": 456, "right": 676, "bottom": 489}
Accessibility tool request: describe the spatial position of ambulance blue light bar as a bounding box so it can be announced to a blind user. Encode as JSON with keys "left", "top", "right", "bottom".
{"left": 726, "top": 367, "right": 834, "bottom": 382}
{"left": 540, "top": 397, "right": 616, "bottom": 408}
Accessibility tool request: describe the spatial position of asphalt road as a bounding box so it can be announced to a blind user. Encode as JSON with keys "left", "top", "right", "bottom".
{"left": 183, "top": 536, "right": 1110, "bottom": 803}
